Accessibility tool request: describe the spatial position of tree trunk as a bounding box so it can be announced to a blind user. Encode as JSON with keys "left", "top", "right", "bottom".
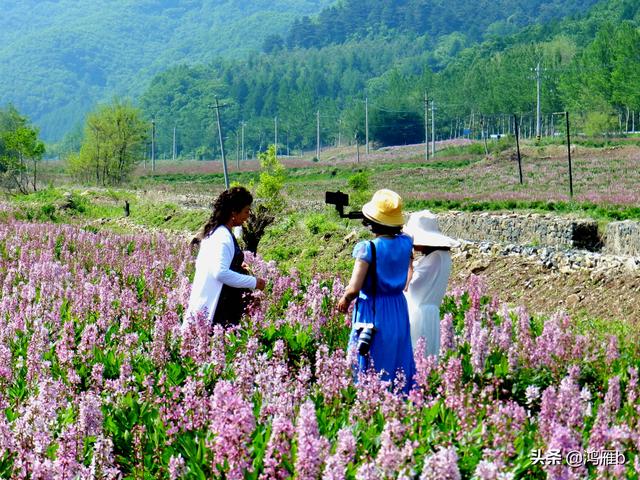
{"left": 32, "top": 158, "right": 37, "bottom": 192}
{"left": 241, "top": 205, "right": 275, "bottom": 254}
{"left": 626, "top": 106, "right": 630, "bottom": 133}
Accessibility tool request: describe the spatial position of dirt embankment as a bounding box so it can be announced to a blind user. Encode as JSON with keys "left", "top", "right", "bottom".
{"left": 450, "top": 242, "right": 640, "bottom": 325}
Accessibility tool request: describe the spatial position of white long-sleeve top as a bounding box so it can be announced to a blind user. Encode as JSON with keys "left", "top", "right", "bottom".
{"left": 185, "top": 226, "right": 257, "bottom": 323}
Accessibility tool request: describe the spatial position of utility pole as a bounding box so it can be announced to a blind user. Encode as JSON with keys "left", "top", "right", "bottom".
{"left": 431, "top": 100, "right": 436, "bottom": 156}
{"left": 241, "top": 122, "right": 245, "bottom": 161}
{"left": 172, "top": 124, "right": 177, "bottom": 161}
{"left": 274, "top": 116, "right": 278, "bottom": 159}
{"left": 566, "top": 111, "right": 573, "bottom": 198}
{"left": 151, "top": 118, "right": 156, "bottom": 173}
{"left": 481, "top": 116, "right": 489, "bottom": 156}
{"left": 338, "top": 119, "right": 341, "bottom": 148}
{"left": 355, "top": 132, "right": 360, "bottom": 164}
{"left": 316, "top": 110, "right": 320, "bottom": 161}
{"left": 235, "top": 130, "right": 240, "bottom": 168}
{"left": 212, "top": 97, "right": 229, "bottom": 189}
{"left": 535, "top": 61, "right": 542, "bottom": 143}
{"left": 424, "top": 92, "right": 429, "bottom": 162}
{"left": 365, "top": 97, "right": 369, "bottom": 155}
{"left": 514, "top": 114, "right": 523, "bottom": 185}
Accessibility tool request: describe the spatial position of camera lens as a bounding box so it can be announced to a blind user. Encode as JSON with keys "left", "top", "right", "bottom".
{"left": 357, "top": 327, "right": 373, "bottom": 355}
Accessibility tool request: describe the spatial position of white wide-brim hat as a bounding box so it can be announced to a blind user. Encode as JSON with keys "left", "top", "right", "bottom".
{"left": 403, "top": 210, "right": 460, "bottom": 248}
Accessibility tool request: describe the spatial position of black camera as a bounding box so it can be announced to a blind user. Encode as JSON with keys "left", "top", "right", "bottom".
{"left": 325, "top": 190, "right": 364, "bottom": 219}
{"left": 357, "top": 325, "right": 375, "bottom": 355}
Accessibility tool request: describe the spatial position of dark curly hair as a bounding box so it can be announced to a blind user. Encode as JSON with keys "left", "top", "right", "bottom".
{"left": 362, "top": 217, "right": 403, "bottom": 236}
{"left": 192, "top": 186, "right": 253, "bottom": 246}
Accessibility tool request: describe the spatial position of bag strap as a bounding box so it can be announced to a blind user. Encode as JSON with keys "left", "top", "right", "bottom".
{"left": 353, "top": 240, "right": 377, "bottom": 327}
{"left": 369, "top": 240, "right": 376, "bottom": 321}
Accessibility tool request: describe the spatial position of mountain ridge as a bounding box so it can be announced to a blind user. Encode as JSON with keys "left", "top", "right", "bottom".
{"left": 0, "top": 0, "right": 334, "bottom": 140}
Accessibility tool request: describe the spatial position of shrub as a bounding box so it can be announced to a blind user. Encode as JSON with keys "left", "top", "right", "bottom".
{"left": 347, "top": 171, "right": 370, "bottom": 192}
{"left": 304, "top": 213, "right": 339, "bottom": 235}
{"left": 243, "top": 145, "right": 286, "bottom": 253}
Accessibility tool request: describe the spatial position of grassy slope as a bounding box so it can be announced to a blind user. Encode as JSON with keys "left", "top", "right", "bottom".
{"left": 5, "top": 180, "right": 638, "bottom": 343}
{"left": 11, "top": 138, "right": 640, "bottom": 287}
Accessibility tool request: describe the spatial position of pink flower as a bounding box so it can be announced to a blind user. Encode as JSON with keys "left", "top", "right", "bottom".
{"left": 261, "top": 414, "right": 295, "bottom": 480}
{"left": 473, "top": 459, "right": 500, "bottom": 479}
{"left": 420, "top": 446, "right": 461, "bottom": 480}
{"left": 208, "top": 380, "right": 255, "bottom": 479}
{"left": 355, "top": 462, "right": 381, "bottom": 480}
{"left": 168, "top": 454, "right": 187, "bottom": 480}
{"left": 488, "top": 401, "right": 527, "bottom": 460}
{"left": 589, "top": 376, "right": 621, "bottom": 452}
{"left": 471, "top": 325, "right": 489, "bottom": 374}
{"left": 439, "top": 313, "right": 455, "bottom": 353}
{"left": 605, "top": 335, "right": 619, "bottom": 365}
{"left": 180, "top": 310, "right": 211, "bottom": 363}
{"left": 315, "top": 345, "right": 351, "bottom": 401}
{"left": 322, "top": 428, "right": 356, "bottom": 480}
{"left": 90, "top": 434, "right": 120, "bottom": 479}
{"left": 410, "top": 339, "right": 438, "bottom": 406}
{"left": 78, "top": 391, "right": 103, "bottom": 437}
{"left": 375, "top": 419, "right": 414, "bottom": 476}
{"left": 294, "top": 400, "right": 329, "bottom": 479}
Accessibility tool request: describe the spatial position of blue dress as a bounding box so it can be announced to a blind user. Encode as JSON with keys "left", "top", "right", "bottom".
{"left": 349, "top": 234, "right": 416, "bottom": 393}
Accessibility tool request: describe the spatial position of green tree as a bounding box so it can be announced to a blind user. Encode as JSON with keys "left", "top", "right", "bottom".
{"left": 610, "top": 22, "right": 640, "bottom": 128}
{"left": 0, "top": 105, "right": 45, "bottom": 193}
{"left": 243, "top": 145, "right": 286, "bottom": 253}
{"left": 68, "top": 99, "right": 147, "bottom": 185}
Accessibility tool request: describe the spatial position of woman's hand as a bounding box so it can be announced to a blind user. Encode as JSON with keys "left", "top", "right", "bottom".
{"left": 255, "top": 278, "right": 266, "bottom": 290}
{"left": 337, "top": 295, "right": 352, "bottom": 313}
{"left": 337, "top": 259, "right": 368, "bottom": 314}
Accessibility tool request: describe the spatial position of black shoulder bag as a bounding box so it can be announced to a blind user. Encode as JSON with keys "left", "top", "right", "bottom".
{"left": 355, "top": 241, "right": 377, "bottom": 356}
{"left": 212, "top": 226, "right": 250, "bottom": 327}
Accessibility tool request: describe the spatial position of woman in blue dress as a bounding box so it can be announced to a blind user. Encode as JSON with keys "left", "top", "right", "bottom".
{"left": 337, "top": 189, "right": 415, "bottom": 394}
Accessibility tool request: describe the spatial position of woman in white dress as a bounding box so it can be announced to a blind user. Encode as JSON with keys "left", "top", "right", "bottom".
{"left": 403, "top": 210, "right": 460, "bottom": 357}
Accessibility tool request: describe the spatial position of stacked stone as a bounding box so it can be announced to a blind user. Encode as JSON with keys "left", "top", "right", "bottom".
{"left": 437, "top": 211, "right": 601, "bottom": 252}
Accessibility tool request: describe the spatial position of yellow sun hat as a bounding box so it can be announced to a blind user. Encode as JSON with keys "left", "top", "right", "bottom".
{"left": 361, "top": 189, "right": 405, "bottom": 227}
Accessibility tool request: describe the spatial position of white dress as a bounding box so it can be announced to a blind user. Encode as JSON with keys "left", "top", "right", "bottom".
{"left": 185, "top": 226, "right": 256, "bottom": 324}
{"left": 404, "top": 250, "right": 452, "bottom": 356}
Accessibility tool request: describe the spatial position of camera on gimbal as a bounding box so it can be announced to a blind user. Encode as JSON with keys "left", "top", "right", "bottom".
{"left": 324, "top": 190, "right": 364, "bottom": 219}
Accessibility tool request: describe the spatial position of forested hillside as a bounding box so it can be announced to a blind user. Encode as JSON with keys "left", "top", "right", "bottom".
{"left": 0, "top": 0, "right": 333, "bottom": 141}
{"left": 136, "top": 0, "right": 640, "bottom": 160}
{"left": 284, "top": 0, "right": 599, "bottom": 52}
{"left": 3, "top": 0, "right": 638, "bottom": 149}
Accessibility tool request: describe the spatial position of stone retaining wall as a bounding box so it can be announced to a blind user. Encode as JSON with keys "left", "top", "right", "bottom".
{"left": 604, "top": 221, "right": 640, "bottom": 257}
{"left": 437, "top": 212, "right": 602, "bottom": 251}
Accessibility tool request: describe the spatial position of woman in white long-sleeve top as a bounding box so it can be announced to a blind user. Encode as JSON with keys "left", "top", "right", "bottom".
{"left": 403, "top": 210, "right": 459, "bottom": 357}
{"left": 186, "top": 186, "right": 266, "bottom": 327}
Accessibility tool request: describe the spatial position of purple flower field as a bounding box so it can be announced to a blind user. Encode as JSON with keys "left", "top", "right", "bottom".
{"left": 0, "top": 219, "right": 639, "bottom": 479}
